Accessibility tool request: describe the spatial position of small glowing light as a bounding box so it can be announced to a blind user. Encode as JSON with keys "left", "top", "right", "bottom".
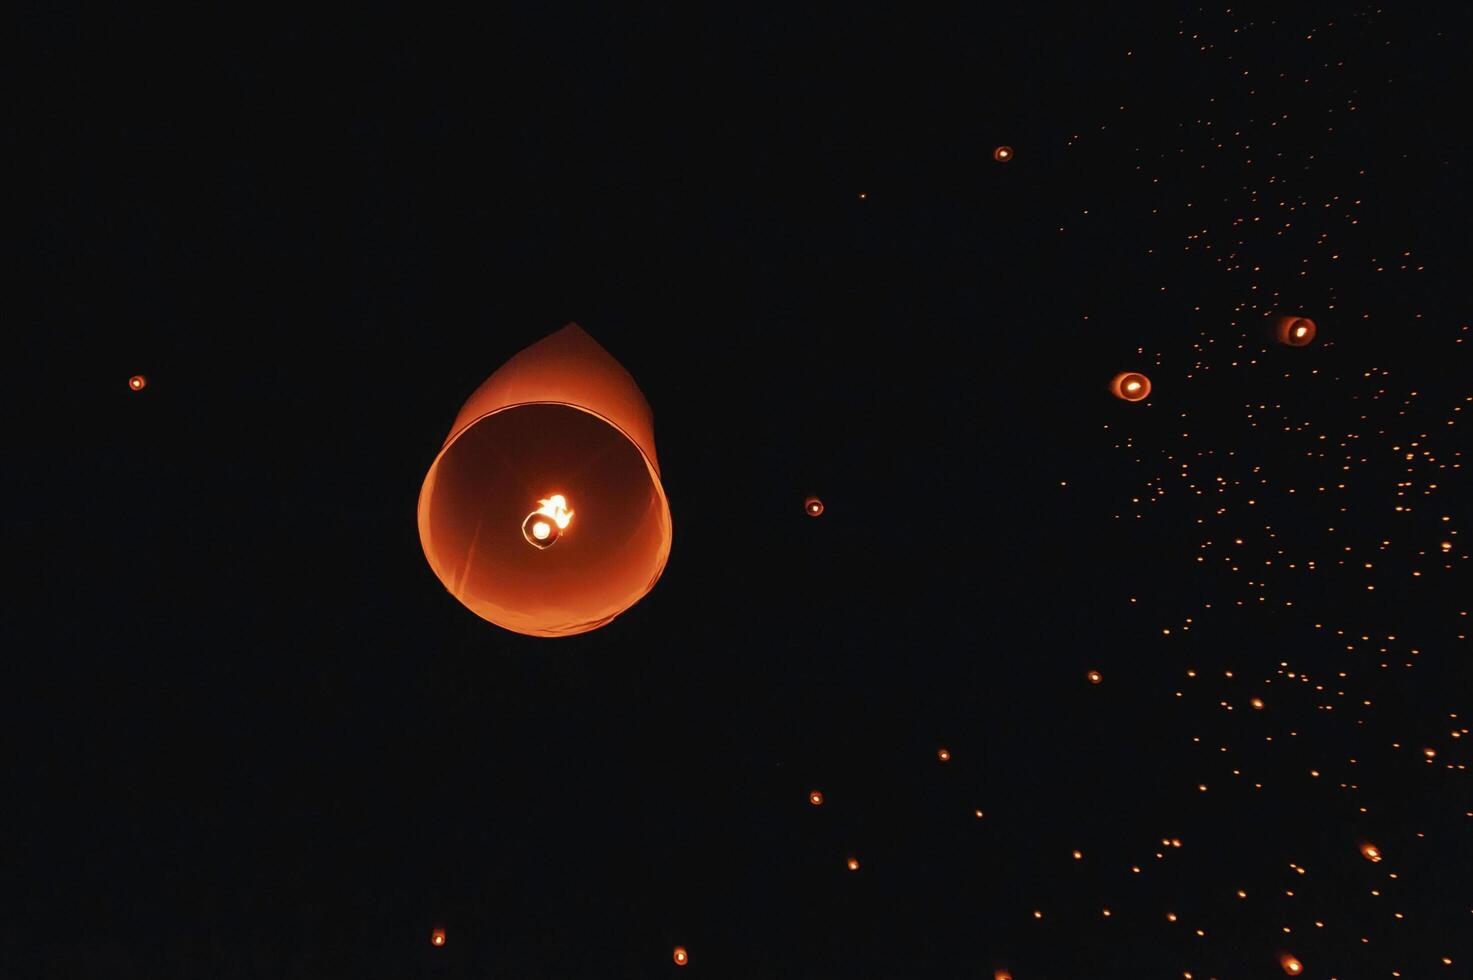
{"left": 1087, "top": 669, "right": 1103, "bottom": 684}
{"left": 809, "top": 790, "right": 824, "bottom": 806}
{"left": 1361, "top": 843, "right": 1382, "bottom": 862}
{"left": 1277, "top": 316, "right": 1317, "bottom": 346}
{"left": 995, "top": 971, "right": 1014, "bottom": 980}
{"left": 522, "top": 493, "right": 574, "bottom": 549}
{"left": 1251, "top": 697, "right": 1265, "bottom": 709}
{"left": 1032, "top": 910, "right": 1043, "bottom": 919}
{"left": 430, "top": 928, "right": 446, "bottom": 947}
{"left": 1280, "top": 953, "right": 1303, "bottom": 975}
{"left": 974, "top": 808, "right": 985, "bottom": 818}
{"left": 846, "top": 857, "right": 860, "bottom": 871}
{"left": 937, "top": 747, "right": 951, "bottom": 762}
{"left": 804, "top": 495, "right": 825, "bottom": 517}
{"left": 993, "top": 145, "right": 1014, "bottom": 162}
{"left": 1072, "top": 849, "right": 1083, "bottom": 860}
{"left": 673, "top": 946, "right": 689, "bottom": 966}
{"left": 1110, "top": 371, "right": 1152, "bottom": 402}
{"left": 128, "top": 374, "right": 147, "bottom": 391}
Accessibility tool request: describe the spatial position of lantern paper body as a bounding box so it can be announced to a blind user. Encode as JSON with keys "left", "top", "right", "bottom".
{"left": 993, "top": 145, "right": 1014, "bottom": 162}
{"left": 1275, "top": 315, "right": 1317, "bottom": 346}
{"left": 417, "top": 323, "right": 673, "bottom": 637}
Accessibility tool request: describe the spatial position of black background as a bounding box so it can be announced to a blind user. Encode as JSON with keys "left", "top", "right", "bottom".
{"left": 8, "top": 5, "right": 1472, "bottom": 977}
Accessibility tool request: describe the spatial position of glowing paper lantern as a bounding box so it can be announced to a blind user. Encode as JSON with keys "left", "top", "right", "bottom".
{"left": 672, "top": 946, "right": 689, "bottom": 966}
{"left": 993, "top": 145, "right": 1014, "bottom": 162}
{"left": 809, "top": 790, "right": 824, "bottom": 806}
{"left": 418, "top": 324, "right": 673, "bottom": 637}
{"left": 1087, "top": 669, "right": 1103, "bottom": 684}
{"left": 937, "top": 747, "right": 952, "bottom": 762}
{"left": 1110, "top": 372, "right": 1152, "bottom": 402}
{"left": 430, "top": 927, "right": 446, "bottom": 947}
{"left": 1275, "top": 315, "right": 1316, "bottom": 346}
{"left": 846, "top": 857, "right": 860, "bottom": 871}
{"left": 804, "top": 495, "right": 825, "bottom": 517}
{"left": 1280, "top": 953, "right": 1303, "bottom": 975}
{"left": 1360, "top": 842, "right": 1382, "bottom": 862}
{"left": 128, "top": 374, "right": 147, "bottom": 391}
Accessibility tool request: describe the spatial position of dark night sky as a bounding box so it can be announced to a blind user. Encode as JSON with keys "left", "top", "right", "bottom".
{"left": 8, "top": 5, "right": 1473, "bottom": 978}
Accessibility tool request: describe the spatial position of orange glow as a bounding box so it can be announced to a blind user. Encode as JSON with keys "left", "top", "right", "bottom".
{"left": 1360, "top": 842, "right": 1382, "bottom": 862}
{"left": 1251, "top": 697, "right": 1265, "bottom": 709}
{"left": 417, "top": 324, "right": 672, "bottom": 637}
{"left": 1280, "top": 953, "right": 1303, "bottom": 975}
{"left": 430, "top": 928, "right": 446, "bottom": 947}
{"left": 805, "top": 495, "right": 825, "bottom": 517}
{"left": 846, "top": 857, "right": 860, "bottom": 871}
{"left": 1087, "top": 669, "right": 1103, "bottom": 684}
{"left": 673, "top": 946, "right": 689, "bottom": 966}
{"left": 809, "top": 790, "right": 824, "bottom": 806}
{"left": 1275, "top": 315, "right": 1317, "bottom": 346}
{"left": 937, "top": 747, "right": 951, "bottom": 762}
{"left": 995, "top": 971, "right": 1014, "bottom": 980}
{"left": 128, "top": 374, "right": 147, "bottom": 391}
{"left": 993, "top": 145, "right": 1013, "bottom": 162}
{"left": 1110, "top": 371, "right": 1152, "bottom": 402}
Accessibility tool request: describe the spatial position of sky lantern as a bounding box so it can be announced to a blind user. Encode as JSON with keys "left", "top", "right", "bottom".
{"left": 937, "top": 747, "right": 952, "bottom": 762}
{"left": 804, "top": 495, "right": 825, "bottom": 517}
{"left": 672, "top": 946, "right": 689, "bottom": 966}
{"left": 1360, "top": 842, "right": 1382, "bottom": 862}
{"left": 846, "top": 856, "right": 860, "bottom": 871}
{"left": 1087, "top": 669, "right": 1103, "bottom": 684}
{"left": 1275, "top": 315, "right": 1317, "bottom": 346}
{"left": 1110, "top": 371, "right": 1152, "bottom": 402}
{"left": 128, "top": 374, "right": 147, "bottom": 391}
{"left": 417, "top": 324, "right": 673, "bottom": 637}
{"left": 809, "top": 790, "right": 825, "bottom": 806}
{"left": 1279, "top": 953, "right": 1303, "bottom": 975}
{"left": 430, "top": 927, "right": 446, "bottom": 947}
{"left": 993, "top": 145, "right": 1014, "bottom": 162}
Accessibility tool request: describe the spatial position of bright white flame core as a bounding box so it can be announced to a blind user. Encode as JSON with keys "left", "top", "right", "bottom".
{"left": 536, "top": 494, "right": 574, "bottom": 530}
{"left": 532, "top": 521, "right": 550, "bottom": 540}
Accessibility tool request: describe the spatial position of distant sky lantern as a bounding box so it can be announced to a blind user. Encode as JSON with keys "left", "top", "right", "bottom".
{"left": 1110, "top": 371, "right": 1152, "bottom": 402}
{"left": 937, "top": 747, "right": 952, "bottom": 762}
{"left": 430, "top": 927, "right": 446, "bottom": 947}
{"left": 804, "top": 495, "right": 825, "bottom": 517}
{"left": 1275, "top": 315, "right": 1317, "bottom": 346}
{"left": 1360, "top": 842, "right": 1382, "bottom": 862}
{"left": 993, "top": 145, "right": 1014, "bottom": 162}
{"left": 672, "top": 946, "right": 689, "bottom": 966}
{"left": 809, "top": 790, "right": 824, "bottom": 806}
{"left": 1087, "top": 669, "right": 1103, "bottom": 684}
{"left": 995, "top": 971, "right": 1013, "bottom": 980}
{"left": 417, "top": 324, "right": 673, "bottom": 637}
{"left": 1280, "top": 953, "right": 1303, "bottom": 975}
{"left": 128, "top": 374, "right": 147, "bottom": 391}
{"left": 846, "top": 857, "right": 860, "bottom": 871}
